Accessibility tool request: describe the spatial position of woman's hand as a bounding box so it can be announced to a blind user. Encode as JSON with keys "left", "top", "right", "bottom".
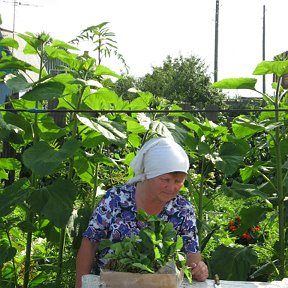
{"left": 186, "top": 252, "right": 209, "bottom": 282}
{"left": 190, "top": 260, "right": 209, "bottom": 282}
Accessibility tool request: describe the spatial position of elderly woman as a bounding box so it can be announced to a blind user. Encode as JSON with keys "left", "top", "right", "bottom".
{"left": 75, "top": 137, "right": 208, "bottom": 287}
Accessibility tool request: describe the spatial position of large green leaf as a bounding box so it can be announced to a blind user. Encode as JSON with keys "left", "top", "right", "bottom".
{"left": 42, "top": 221, "right": 61, "bottom": 244}
{"left": 0, "top": 245, "right": 17, "bottom": 265}
{"left": 6, "top": 73, "right": 32, "bottom": 93}
{"left": 129, "top": 92, "right": 154, "bottom": 110}
{"left": 44, "top": 46, "right": 80, "bottom": 70}
{"left": 0, "top": 158, "right": 21, "bottom": 170}
{"left": 51, "top": 39, "right": 79, "bottom": 51}
{"left": 0, "top": 54, "right": 39, "bottom": 73}
{"left": 28, "top": 179, "right": 77, "bottom": 228}
{"left": 125, "top": 115, "right": 147, "bottom": 134}
{"left": 138, "top": 115, "right": 188, "bottom": 142}
{"left": 235, "top": 206, "right": 272, "bottom": 235}
{"left": 77, "top": 115, "right": 127, "bottom": 146}
{"left": 0, "top": 37, "right": 19, "bottom": 49}
{"left": 198, "top": 142, "right": 211, "bottom": 156}
{"left": 0, "top": 170, "right": 8, "bottom": 181}
{"left": 151, "top": 120, "right": 173, "bottom": 138}
{"left": 29, "top": 272, "right": 48, "bottom": 286}
{"left": 37, "top": 114, "right": 66, "bottom": 140}
{"left": 81, "top": 131, "right": 106, "bottom": 148}
{"left": 249, "top": 260, "right": 279, "bottom": 280}
{"left": 128, "top": 133, "right": 142, "bottom": 148}
{"left": 160, "top": 120, "right": 188, "bottom": 145}
{"left": 95, "top": 65, "right": 121, "bottom": 78}
{"left": 18, "top": 32, "right": 48, "bottom": 54}
{"left": 22, "top": 140, "right": 80, "bottom": 177}
{"left": 0, "top": 178, "right": 31, "bottom": 217}
{"left": 74, "top": 153, "right": 117, "bottom": 188}
{"left": 73, "top": 155, "right": 94, "bottom": 187}
{"left": 2, "top": 110, "right": 32, "bottom": 141}
{"left": 216, "top": 140, "right": 250, "bottom": 176}
{"left": 240, "top": 163, "right": 273, "bottom": 184}
{"left": 232, "top": 117, "right": 265, "bottom": 139}
{"left": 0, "top": 113, "right": 24, "bottom": 143}
{"left": 84, "top": 88, "right": 119, "bottom": 110}
{"left": 240, "top": 165, "right": 258, "bottom": 183}
{"left": 136, "top": 113, "right": 151, "bottom": 130}
{"left": 210, "top": 245, "right": 257, "bottom": 280}
{"left": 253, "top": 60, "right": 288, "bottom": 77}
{"left": 221, "top": 181, "right": 268, "bottom": 199}
{"left": 22, "top": 81, "right": 65, "bottom": 101}
{"left": 211, "top": 78, "right": 257, "bottom": 90}
{"left": 183, "top": 118, "right": 228, "bottom": 140}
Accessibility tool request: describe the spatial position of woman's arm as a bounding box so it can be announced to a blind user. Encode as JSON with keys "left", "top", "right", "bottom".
{"left": 75, "top": 238, "right": 99, "bottom": 288}
{"left": 186, "top": 252, "right": 209, "bottom": 282}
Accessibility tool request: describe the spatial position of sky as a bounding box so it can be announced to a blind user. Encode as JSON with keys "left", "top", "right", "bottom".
{"left": 1, "top": 0, "right": 288, "bottom": 98}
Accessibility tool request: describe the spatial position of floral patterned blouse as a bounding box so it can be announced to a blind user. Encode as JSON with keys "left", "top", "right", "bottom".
{"left": 83, "top": 183, "right": 199, "bottom": 268}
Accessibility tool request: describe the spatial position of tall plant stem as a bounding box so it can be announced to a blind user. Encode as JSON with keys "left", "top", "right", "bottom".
{"left": 275, "top": 128, "right": 285, "bottom": 279}
{"left": 55, "top": 154, "right": 75, "bottom": 285}
{"left": 274, "top": 81, "right": 285, "bottom": 279}
{"left": 56, "top": 228, "right": 66, "bottom": 286}
{"left": 23, "top": 99, "right": 40, "bottom": 288}
{"left": 5, "top": 227, "right": 18, "bottom": 285}
{"left": 23, "top": 211, "right": 34, "bottom": 288}
{"left": 197, "top": 159, "right": 205, "bottom": 247}
{"left": 56, "top": 87, "right": 83, "bottom": 285}
{"left": 55, "top": 138, "right": 75, "bottom": 285}
{"left": 92, "top": 143, "right": 104, "bottom": 209}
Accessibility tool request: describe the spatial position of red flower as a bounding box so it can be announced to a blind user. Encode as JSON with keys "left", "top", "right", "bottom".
{"left": 241, "top": 231, "right": 252, "bottom": 241}
{"left": 228, "top": 216, "right": 261, "bottom": 245}
{"left": 228, "top": 224, "right": 237, "bottom": 232}
{"left": 251, "top": 225, "right": 261, "bottom": 232}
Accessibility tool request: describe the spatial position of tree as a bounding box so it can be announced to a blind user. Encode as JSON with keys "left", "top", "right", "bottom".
{"left": 114, "top": 75, "right": 140, "bottom": 101}
{"left": 137, "top": 55, "right": 225, "bottom": 107}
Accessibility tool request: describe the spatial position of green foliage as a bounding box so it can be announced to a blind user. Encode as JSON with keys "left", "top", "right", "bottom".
{"left": 1, "top": 21, "right": 288, "bottom": 287}
{"left": 211, "top": 78, "right": 257, "bottom": 90}
{"left": 137, "top": 55, "right": 226, "bottom": 107}
{"left": 70, "top": 22, "right": 128, "bottom": 72}
{"left": 210, "top": 245, "right": 258, "bottom": 280}
{"left": 99, "top": 209, "right": 192, "bottom": 283}
{"left": 211, "top": 63, "right": 288, "bottom": 280}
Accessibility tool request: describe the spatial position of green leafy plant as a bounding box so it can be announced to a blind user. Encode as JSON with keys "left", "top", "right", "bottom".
{"left": 2, "top": 21, "right": 288, "bottom": 286}
{"left": 211, "top": 60, "right": 288, "bottom": 280}
{"left": 99, "top": 209, "right": 192, "bottom": 283}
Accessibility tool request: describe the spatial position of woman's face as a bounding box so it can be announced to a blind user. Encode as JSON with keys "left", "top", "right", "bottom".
{"left": 146, "top": 172, "right": 186, "bottom": 203}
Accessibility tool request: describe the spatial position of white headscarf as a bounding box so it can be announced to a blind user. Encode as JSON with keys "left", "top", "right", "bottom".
{"left": 128, "top": 137, "right": 189, "bottom": 184}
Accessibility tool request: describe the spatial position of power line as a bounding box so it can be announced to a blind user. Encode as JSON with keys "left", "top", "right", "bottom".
{"left": 0, "top": 108, "right": 288, "bottom": 114}
{"left": 2, "top": 0, "right": 40, "bottom": 6}
{"left": 214, "top": 0, "right": 220, "bottom": 83}
{"left": 1, "top": 0, "right": 41, "bottom": 38}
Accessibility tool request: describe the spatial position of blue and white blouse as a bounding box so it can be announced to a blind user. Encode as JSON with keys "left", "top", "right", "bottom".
{"left": 83, "top": 183, "right": 199, "bottom": 268}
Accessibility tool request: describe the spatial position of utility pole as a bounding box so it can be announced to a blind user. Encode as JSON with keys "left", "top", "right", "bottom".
{"left": 2, "top": 0, "right": 40, "bottom": 38}
{"left": 214, "top": 0, "right": 220, "bottom": 83}
{"left": 262, "top": 5, "right": 266, "bottom": 94}
{"left": 12, "top": 0, "right": 16, "bottom": 38}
